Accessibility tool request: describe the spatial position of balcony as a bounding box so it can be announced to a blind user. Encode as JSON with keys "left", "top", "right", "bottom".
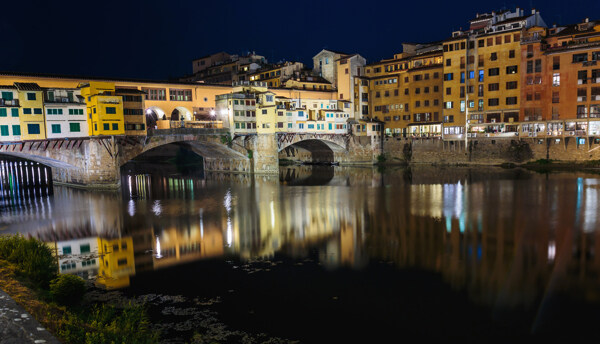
{"left": 45, "top": 96, "right": 84, "bottom": 104}
{"left": 0, "top": 99, "right": 19, "bottom": 107}
{"left": 583, "top": 61, "right": 597, "bottom": 67}
{"left": 578, "top": 79, "right": 588, "bottom": 85}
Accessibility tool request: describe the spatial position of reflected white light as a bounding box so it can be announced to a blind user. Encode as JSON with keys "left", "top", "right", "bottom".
{"left": 152, "top": 200, "right": 162, "bottom": 216}
{"left": 210, "top": 110, "right": 216, "bottom": 116}
{"left": 548, "top": 241, "right": 556, "bottom": 262}
{"left": 128, "top": 175, "right": 132, "bottom": 198}
{"left": 226, "top": 216, "right": 232, "bottom": 247}
{"left": 128, "top": 200, "right": 135, "bottom": 217}
{"left": 155, "top": 236, "right": 163, "bottom": 259}
{"left": 224, "top": 190, "right": 232, "bottom": 212}
{"left": 199, "top": 208, "right": 204, "bottom": 239}
{"left": 270, "top": 201, "right": 275, "bottom": 228}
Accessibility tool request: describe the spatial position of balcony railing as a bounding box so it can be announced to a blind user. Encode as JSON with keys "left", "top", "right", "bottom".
{"left": 0, "top": 99, "right": 19, "bottom": 106}
{"left": 45, "top": 96, "right": 84, "bottom": 104}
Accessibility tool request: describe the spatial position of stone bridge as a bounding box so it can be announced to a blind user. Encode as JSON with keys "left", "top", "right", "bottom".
{"left": 0, "top": 129, "right": 380, "bottom": 189}
{"left": 0, "top": 129, "right": 268, "bottom": 189}
{"left": 277, "top": 133, "right": 381, "bottom": 164}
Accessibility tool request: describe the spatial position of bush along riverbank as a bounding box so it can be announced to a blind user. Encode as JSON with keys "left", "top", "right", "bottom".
{"left": 0, "top": 235, "right": 159, "bottom": 344}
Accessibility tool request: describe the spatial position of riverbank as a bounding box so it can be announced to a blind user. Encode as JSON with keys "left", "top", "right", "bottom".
{"left": 0, "top": 235, "right": 159, "bottom": 344}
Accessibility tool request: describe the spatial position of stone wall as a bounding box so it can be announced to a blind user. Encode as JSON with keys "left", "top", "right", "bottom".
{"left": 383, "top": 136, "right": 600, "bottom": 165}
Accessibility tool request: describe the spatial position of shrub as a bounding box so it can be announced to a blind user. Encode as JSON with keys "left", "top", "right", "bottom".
{"left": 376, "top": 154, "right": 387, "bottom": 163}
{"left": 0, "top": 235, "right": 57, "bottom": 288}
{"left": 50, "top": 274, "right": 86, "bottom": 306}
{"left": 79, "top": 303, "right": 159, "bottom": 344}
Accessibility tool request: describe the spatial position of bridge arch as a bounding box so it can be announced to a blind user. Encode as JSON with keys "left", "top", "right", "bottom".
{"left": 279, "top": 138, "right": 347, "bottom": 164}
{"left": 118, "top": 133, "right": 251, "bottom": 173}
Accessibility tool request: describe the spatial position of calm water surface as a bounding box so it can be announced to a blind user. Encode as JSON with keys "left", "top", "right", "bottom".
{"left": 1, "top": 157, "right": 600, "bottom": 343}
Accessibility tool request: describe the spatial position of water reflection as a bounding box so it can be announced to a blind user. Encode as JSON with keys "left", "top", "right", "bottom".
{"left": 1, "top": 159, "right": 600, "bottom": 313}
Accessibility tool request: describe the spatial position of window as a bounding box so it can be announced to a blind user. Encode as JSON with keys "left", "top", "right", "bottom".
{"left": 103, "top": 123, "right": 109, "bottom": 131}
{"left": 142, "top": 88, "right": 166, "bottom": 101}
{"left": 460, "top": 72, "right": 465, "bottom": 83}
{"left": 506, "top": 65, "right": 518, "bottom": 74}
{"left": 51, "top": 124, "right": 61, "bottom": 133}
{"left": 478, "top": 99, "right": 484, "bottom": 111}
{"left": 47, "top": 109, "right": 63, "bottom": 115}
{"left": 468, "top": 71, "right": 475, "bottom": 79}
{"left": 444, "top": 73, "right": 453, "bottom": 81}
{"left": 527, "top": 61, "right": 533, "bottom": 74}
{"left": 117, "top": 258, "right": 128, "bottom": 266}
{"left": 478, "top": 85, "right": 484, "bottom": 97}
{"left": 578, "top": 70, "right": 588, "bottom": 84}
{"left": 488, "top": 98, "right": 499, "bottom": 106}
{"left": 106, "top": 107, "right": 116, "bottom": 114}
{"left": 27, "top": 124, "right": 40, "bottom": 134}
{"left": 506, "top": 81, "right": 518, "bottom": 90}
{"left": 552, "top": 92, "right": 560, "bottom": 103}
{"left": 0, "top": 108, "right": 5, "bottom": 117}
{"left": 578, "top": 88, "right": 587, "bottom": 101}
{"left": 12, "top": 125, "right": 20, "bottom": 135}
{"left": 460, "top": 100, "right": 465, "bottom": 112}
{"left": 11, "top": 109, "right": 18, "bottom": 117}
{"left": 80, "top": 244, "right": 91, "bottom": 253}
{"left": 70, "top": 123, "right": 81, "bottom": 132}
{"left": 446, "top": 58, "right": 451, "bottom": 66}
{"left": 509, "top": 50, "right": 515, "bottom": 58}
{"left": 553, "top": 56, "right": 560, "bottom": 70}
{"left": 478, "top": 39, "right": 484, "bottom": 48}
{"left": 553, "top": 73, "right": 560, "bottom": 86}
{"left": 535, "top": 59, "right": 542, "bottom": 73}
{"left": 23, "top": 108, "right": 32, "bottom": 114}
{"left": 27, "top": 93, "right": 36, "bottom": 100}
{"left": 443, "top": 115, "right": 454, "bottom": 123}
{"left": 63, "top": 246, "right": 72, "bottom": 254}
{"left": 33, "top": 108, "right": 42, "bottom": 114}
{"left": 446, "top": 87, "right": 451, "bottom": 95}
{"left": 488, "top": 68, "right": 499, "bottom": 76}
{"left": 573, "top": 53, "right": 588, "bottom": 63}
{"left": 577, "top": 105, "right": 588, "bottom": 118}
{"left": 0, "top": 125, "right": 8, "bottom": 136}
{"left": 69, "top": 109, "right": 84, "bottom": 115}
{"left": 490, "top": 52, "right": 497, "bottom": 61}
{"left": 506, "top": 97, "right": 518, "bottom": 105}
{"left": 488, "top": 83, "right": 499, "bottom": 91}
{"left": 444, "top": 101, "right": 453, "bottom": 109}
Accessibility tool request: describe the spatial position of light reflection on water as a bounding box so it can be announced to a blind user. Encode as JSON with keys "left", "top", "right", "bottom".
{"left": 1, "top": 160, "right": 600, "bottom": 312}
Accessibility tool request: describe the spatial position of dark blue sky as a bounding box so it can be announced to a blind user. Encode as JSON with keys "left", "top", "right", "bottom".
{"left": 2, "top": 0, "right": 598, "bottom": 80}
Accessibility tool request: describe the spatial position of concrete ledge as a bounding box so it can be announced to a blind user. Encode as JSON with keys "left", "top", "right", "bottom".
{"left": 0, "top": 289, "right": 60, "bottom": 344}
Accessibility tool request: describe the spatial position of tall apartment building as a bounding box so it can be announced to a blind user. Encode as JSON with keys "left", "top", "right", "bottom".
{"left": 520, "top": 18, "right": 600, "bottom": 139}
{"left": 440, "top": 8, "right": 546, "bottom": 140}
{"left": 362, "top": 43, "right": 443, "bottom": 136}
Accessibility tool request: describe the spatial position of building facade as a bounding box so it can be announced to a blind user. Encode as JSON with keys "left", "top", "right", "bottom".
{"left": 79, "top": 82, "right": 125, "bottom": 136}
{"left": 15, "top": 83, "right": 46, "bottom": 140}
{"left": 0, "top": 85, "right": 22, "bottom": 141}
{"left": 43, "top": 88, "right": 88, "bottom": 139}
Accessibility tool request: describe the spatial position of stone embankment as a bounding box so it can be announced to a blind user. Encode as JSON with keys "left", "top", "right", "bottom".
{"left": 383, "top": 136, "right": 600, "bottom": 165}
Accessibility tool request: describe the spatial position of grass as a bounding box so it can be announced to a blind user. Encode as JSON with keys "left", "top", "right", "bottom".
{"left": 0, "top": 235, "right": 159, "bottom": 344}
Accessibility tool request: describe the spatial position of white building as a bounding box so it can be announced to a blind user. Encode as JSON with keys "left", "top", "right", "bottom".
{"left": 44, "top": 88, "right": 88, "bottom": 139}
{"left": 56, "top": 237, "right": 99, "bottom": 277}
{"left": 0, "top": 85, "right": 22, "bottom": 141}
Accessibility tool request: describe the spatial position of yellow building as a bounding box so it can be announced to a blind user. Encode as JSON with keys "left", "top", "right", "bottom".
{"left": 364, "top": 43, "right": 443, "bottom": 136}
{"left": 79, "top": 81, "right": 125, "bottom": 136}
{"left": 14, "top": 83, "right": 46, "bottom": 140}
{"left": 96, "top": 237, "right": 135, "bottom": 289}
{"left": 0, "top": 85, "right": 22, "bottom": 141}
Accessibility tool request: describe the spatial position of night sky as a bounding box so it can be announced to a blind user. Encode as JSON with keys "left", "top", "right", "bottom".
{"left": 2, "top": 0, "right": 599, "bottom": 80}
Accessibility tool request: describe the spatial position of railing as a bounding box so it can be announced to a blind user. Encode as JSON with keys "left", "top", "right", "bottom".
{"left": 45, "top": 97, "right": 84, "bottom": 104}
{"left": 0, "top": 99, "right": 19, "bottom": 106}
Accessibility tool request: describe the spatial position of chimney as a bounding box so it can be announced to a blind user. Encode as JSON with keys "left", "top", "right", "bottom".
{"left": 531, "top": 8, "right": 536, "bottom": 15}
{"left": 585, "top": 17, "right": 589, "bottom": 23}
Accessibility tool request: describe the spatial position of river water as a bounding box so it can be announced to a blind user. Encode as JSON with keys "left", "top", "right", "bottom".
{"left": 1, "top": 157, "right": 600, "bottom": 343}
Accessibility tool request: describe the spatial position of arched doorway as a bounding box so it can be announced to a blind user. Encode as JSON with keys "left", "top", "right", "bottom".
{"left": 145, "top": 107, "right": 166, "bottom": 129}
{"left": 171, "top": 107, "right": 192, "bottom": 122}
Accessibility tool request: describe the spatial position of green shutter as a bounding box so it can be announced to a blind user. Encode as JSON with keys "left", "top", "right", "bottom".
{"left": 51, "top": 124, "right": 61, "bottom": 134}
{"left": 12, "top": 125, "right": 20, "bottom": 136}
{"left": 0, "top": 108, "right": 6, "bottom": 117}
{"left": 0, "top": 125, "right": 8, "bottom": 136}
{"left": 112, "top": 123, "right": 118, "bottom": 130}
{"left": 69, "top": 123, "right": 80, "bottom": 132}
{"left": 11, "top": 108, "right": 18, "bottom": 117}
{"left": 103, "top": 123, "right": 109, "bottom": 130}
{"left": 1, "top": 91, "right": 13, "bottom": 100}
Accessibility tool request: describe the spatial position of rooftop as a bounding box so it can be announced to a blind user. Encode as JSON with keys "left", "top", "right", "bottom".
{"left": 13, "top": 82, "right": 42, "bottom": 91}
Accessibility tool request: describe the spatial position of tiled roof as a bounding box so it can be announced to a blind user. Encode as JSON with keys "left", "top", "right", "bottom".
{"left": 13, "top": 82, "right": 42, "bottom": 91}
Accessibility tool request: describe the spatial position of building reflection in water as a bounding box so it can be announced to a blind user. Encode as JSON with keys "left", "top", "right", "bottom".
{"left": 2, "top": 157, "right": 600, "bottom": 312}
